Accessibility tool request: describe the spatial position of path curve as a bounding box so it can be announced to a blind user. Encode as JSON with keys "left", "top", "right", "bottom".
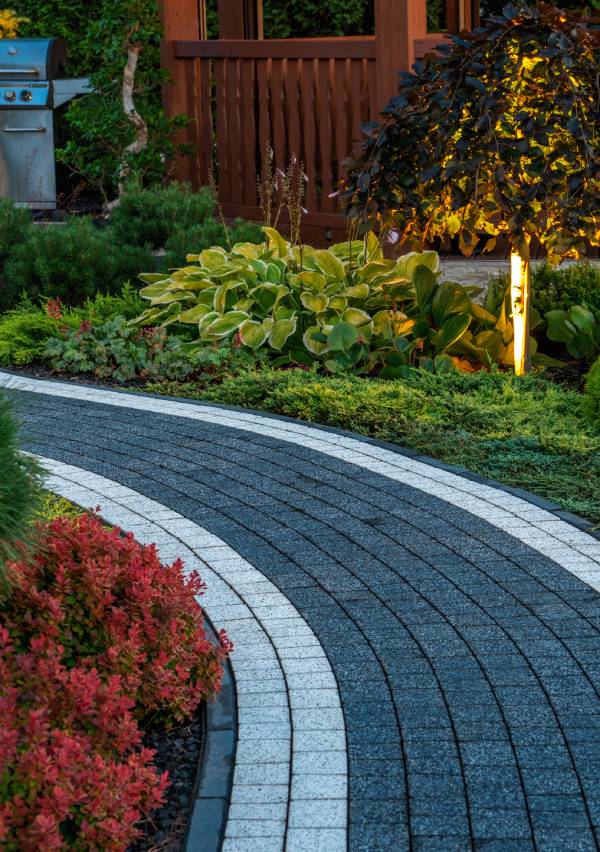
{"left": 5, "top": 372, "right": 600, "bottom": 851}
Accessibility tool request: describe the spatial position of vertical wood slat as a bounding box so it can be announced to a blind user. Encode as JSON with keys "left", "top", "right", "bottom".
{"left": 239, "top": 58, "right": 257, "bottom": 205}
{"left": 316, "top": 59, "right": 334, "bottom": 213}
{"left": 225, "top": 58, "right": 242, "bottom": 198}
{"left": 256, "top": 59, "right": 272, "bottom": 172}
{"left": 196, "top": 58, "right": 213, "bottom": 184}
{"left": 333, "top": 59, "right": 348, "bottom": 189}
{"left": 301, "top": 58, "right": 318, "bottom": 213}
{"left": 269, "top": 58, "right": 286, "bottom": 175}
{"left": 215, "top": 59, "right": 230, "bottom": 200}
{"left": 285, "top": 59, "right": 301, "bottom": 171}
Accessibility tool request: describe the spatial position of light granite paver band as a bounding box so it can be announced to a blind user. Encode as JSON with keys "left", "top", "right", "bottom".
{"left": 6, "top": 371, "right": 600, "bottom": 850}
{"left": 36, "top": 456, "right": 347, "bottom": 852}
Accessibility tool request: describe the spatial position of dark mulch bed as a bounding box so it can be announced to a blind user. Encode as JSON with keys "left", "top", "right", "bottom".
{"left": 129, "top": 704, "right": 205, "bottom": 852}
{"left": 542, "top": 360, "right": 588, "bottom": 392}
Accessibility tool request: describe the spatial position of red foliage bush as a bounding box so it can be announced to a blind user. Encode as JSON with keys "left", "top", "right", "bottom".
{"left": 6, "top": 513, "right": 231, "bottom": 725}
{"left": 0, "top": 513, "right": 231, "bottom": 849}
{"left": 0, "top": 628, "right": 168, "bottom": 850}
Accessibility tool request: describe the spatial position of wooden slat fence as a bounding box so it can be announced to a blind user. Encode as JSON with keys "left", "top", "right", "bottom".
{"left": 173, "top": 39, "right": 378, "bottom": 229}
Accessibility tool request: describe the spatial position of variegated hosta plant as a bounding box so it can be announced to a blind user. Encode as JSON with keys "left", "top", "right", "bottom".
{"left": 131, "top": 227, "right": 495, "bottom": 374}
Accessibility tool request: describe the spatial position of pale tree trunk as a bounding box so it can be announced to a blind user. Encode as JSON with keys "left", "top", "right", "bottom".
{"left": 510, "top": 251, "right": 531, "bottom": 375}
{"left": 106, "top": 39, "right": 148, "bottom": 211}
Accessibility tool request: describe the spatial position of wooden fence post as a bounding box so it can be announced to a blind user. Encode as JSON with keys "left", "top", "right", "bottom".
{"left": 374, "top": 0, "right": 427, "bottom": 114}
{"left": 159, "top": 0, "right": 203, "bottom": 183}
{"left": 217, "top": 0, "right": 263, "bottom": 39}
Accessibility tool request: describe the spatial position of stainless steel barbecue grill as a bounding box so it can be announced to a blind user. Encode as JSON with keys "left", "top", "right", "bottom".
{"left": 0, "top": 38, "right": 91, "bottom": 208}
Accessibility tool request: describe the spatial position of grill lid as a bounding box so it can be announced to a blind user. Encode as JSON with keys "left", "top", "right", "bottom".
{"left": 0, "top": 38, "right": 67, "bottom": 81}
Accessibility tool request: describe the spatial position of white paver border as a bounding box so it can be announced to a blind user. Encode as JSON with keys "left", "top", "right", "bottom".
{"left": 36, "top": 456, "right": 347, "bottom": 852}
{"left": 5, "top": 372, "right": 600, "bottom": 598}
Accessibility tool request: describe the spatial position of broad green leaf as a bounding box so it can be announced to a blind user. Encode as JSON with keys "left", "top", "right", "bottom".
{"left": 149, "top": 291, "right": 196, "bottom": 305}
{"left": 232, "top": 242, "right": 263, "bottom": 259}
{"left": 328, "top": 296, "right": 348, "bottom": 313}
{"left": 213, "top": 281, "right": 240, "bottom": 313}
{"left": 472, "top": 329, "right": 504, "bottom": 361}
{"left": 545, "top": 310, "right": 573, "bottom": 344}
{"left": 301, "top": 291, "right": 329, "bottom": 313}
{"left": 396, "top": 250, "right": 440, "bottom": 280}
{"left": 312, "top": 249, "right": 346, "bottom": 282}
{"left": 205, "top": 311, "right": 250, "bottom": 338}
{"left": 293, "top": 271, "right": 328, "bottom": 292}
{"left": 341, "top": 283, "right": 370, "bottom": 299}
{"left": 470, "top": 302, "right": 498, "bottom": 324}
{"left": 240, "top": 319, "right": 271, "bottom": 349}
{"left": 432, "top": 313, "right": 471, "bottom": 351}
{"left": 431, "top": 282, "right": 471, "bottom": 326}
{"left": 569, "top": 305, "right": 596, "bottom": 336}
{"left": 178, "top": 304, "right": 212, "bottom": 323}
{"left": 372, "top": 309, "right": 393, "bottom": 337}
{"left": 268, "top": 317, "right": 297, "bottom": 350}
{"left": 263, "top": 227, "right": 289, "bottom": 259}
{"left": 198, "top": 311, "right": 220, "bottom": 335}
{"left": 139, "top": 273, "right": 168, "bottom": 285}
{"left": 413, "top": 265, "right": 438, "bottom": 311}
{"left": 303, "top": 325, "right": 329, "bottom": 355}
{"left": 196, "top": 248, "right": 227, "bottom": 268}
{"left": 343, "top": 308, "right": 371, "bottom": 326}
{"left": 139, "top": 282, "right": 170, "bottom": 300}
{"left": 328, "top": 321, "right": 359, "bottom": 352}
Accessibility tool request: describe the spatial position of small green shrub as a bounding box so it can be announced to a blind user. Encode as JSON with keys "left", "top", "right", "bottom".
{"left": 0, "top": 200, "right": 31, "bottom": 270}
{"left": 45, "top": 315, "right": 206, "bottom": 383}
{"left": 163, "top": 218, "right": 263, "bottom": 268}
{"left": 531, "top": 262, "right": 600, "bottom": 319}
{"left": 0, "top": 311, "right": 69, "bottom": 366}
{"left": 584, "top": 356, "right": 600, "bottom": 424}
{"left": 0, "top": 286, "right": 144, "bottom": 368}
{"left": 0, "top": 393, "right": 43, "bottom": 587}
{"left": 108, "top": 183, "right": 216, "bottom": 249}
{"left": 1, "top": 220, "right": 154, "bottom": 310}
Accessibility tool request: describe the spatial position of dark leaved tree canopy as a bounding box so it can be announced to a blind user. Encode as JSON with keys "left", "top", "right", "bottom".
{"left": 345, "top": 3, "right": 600, "bottom": 265}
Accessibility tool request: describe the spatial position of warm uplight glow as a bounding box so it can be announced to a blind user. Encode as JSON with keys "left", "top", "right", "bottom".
{"left": 510, "top": 252, "right": 530, "bottom": 376}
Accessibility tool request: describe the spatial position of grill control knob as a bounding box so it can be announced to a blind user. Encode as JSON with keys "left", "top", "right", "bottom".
{"left": 19, "top": 90, "right": 32, "bottom": 102}
{"left": 3, "top": 90, "right": 16, "bottom": 102}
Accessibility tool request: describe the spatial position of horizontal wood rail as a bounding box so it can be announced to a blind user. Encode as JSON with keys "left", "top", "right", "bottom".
{"left": 174, "top": 38, "right": 376, "bottom": 59}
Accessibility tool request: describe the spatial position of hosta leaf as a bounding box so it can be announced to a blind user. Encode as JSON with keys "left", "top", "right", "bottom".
{"left": 303, "top": 325, "right": 329, "bottom": 355}
{"left": 268, "top": 317, "right": 297, "bottom": 350}
{"left": 139, "top": 282, "right": 170, "bottom": 300}
{"left": 214, "top": 281, "right": 241, "bottom": 312}
{"left": 139, "top": 273, "right": 168, "bottom": 285}
{"left": 204, "top": 311, "right": 250, "bottom": 338}
{"left": 293, "top": 271, "right": 328, "bottom": 292}
{"left": 432, "top": 313, "right": 471, "bottom": 351}
{"left": 470, "top": 303, "right": 498, "bottom": 324}
{"left": 372, "top": 309, "right": 393, "bottom": 337}
{"left": 263, "top": 227, "right": 289, "bottom": 259}
{"left": 396, "top": 251, "right": 439, "bottom": 280}
{"left": 431, "top": 282, "right": 471, "bottom": 326}
{"left": 240, "top": 319, "right": 271, "bottom": 349}
{"left": 231, "top": 242, "right": 264, "bottom": 259}
{"left": 311, "top": 249, "right": 346, "bottom": 282}
{"left": 196, "top": 248, "right": 227, "bottom": 268}
{"left": 301, "top": 291, "right": 329, "bottom": 313}
{"left": 328, "top": 296, "right": 348, "bottom": 313}
{"left": 413, "top": 265, "right": 438, "bottom": 311}
{"left": 178, "top": 304, "right": 212, "bottom": 323}
{"left": 341, "top": 283, "right": 370, "bottom": 299}
{"left": 150, "top": 291, "right": 196, "bottom": 305}
{"left": 343, "top": 308, "right": 371, "bottom": 326}
{"left": 328, "top": 321, "right": 359, "bottom": 352}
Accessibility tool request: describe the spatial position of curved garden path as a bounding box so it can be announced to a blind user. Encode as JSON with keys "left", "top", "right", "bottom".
{"left": 4, "top": 371, "right": 600, "bottom": 852}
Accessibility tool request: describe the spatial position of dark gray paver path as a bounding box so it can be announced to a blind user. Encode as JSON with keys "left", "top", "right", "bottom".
{"left": 7, "top": 379, "right": 600, "bottom": 852}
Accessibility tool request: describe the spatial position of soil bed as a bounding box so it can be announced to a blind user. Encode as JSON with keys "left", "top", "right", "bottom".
{"left": 129, "top": 704, "right": 205, "bottom": 852}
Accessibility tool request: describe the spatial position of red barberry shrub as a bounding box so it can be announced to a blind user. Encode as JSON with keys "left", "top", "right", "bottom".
{"left": 0, "top": 628, "right": 168, "bottom": 850}
{"left": 6, "top": 513, "right": 231, "bottom": 726}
